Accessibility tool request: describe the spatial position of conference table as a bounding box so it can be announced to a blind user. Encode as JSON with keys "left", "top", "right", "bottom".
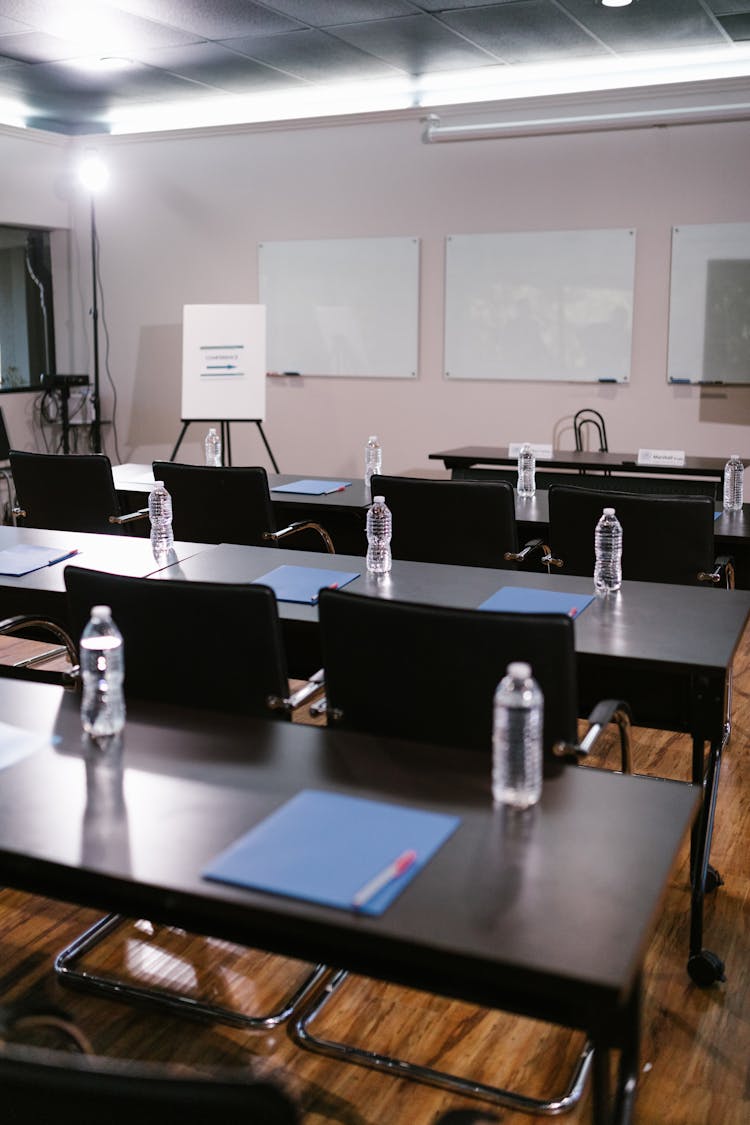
{"left": 0, "top": 524, "right": 209, "bottom": 626}
{"left": 0, "top": 678, "right": 699, "bottom": 1123}
{"left": 429, "top": 446, "right": 728, "bottom": 497}
{"left": 153, "top": 540, "right": 750, "bottom": 985}
{"left": 112, "top": 463, "right": 370, "bottom": 555}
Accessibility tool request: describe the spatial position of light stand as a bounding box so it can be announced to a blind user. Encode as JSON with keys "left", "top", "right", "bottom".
{"left": 78, "top": 153, "right": 108, "bottom": 455}
{"left": 89, "top": 195, "right": 102, "bottom": 453}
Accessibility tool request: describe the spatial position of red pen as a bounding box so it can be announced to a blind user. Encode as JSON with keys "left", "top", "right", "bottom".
{"left": 352, "top": 849, "right": 418, "bottom": 910}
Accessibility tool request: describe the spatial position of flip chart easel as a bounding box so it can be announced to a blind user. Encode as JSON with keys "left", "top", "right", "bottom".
{"left": 174, "top": 304, "right": 279, "bottom": 469}
{"left": 170, "top": 418, "right": 279, "bottom": 471}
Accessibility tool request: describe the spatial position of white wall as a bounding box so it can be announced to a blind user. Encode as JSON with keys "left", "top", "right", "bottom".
{"left": 3, "top": 107, "right": 750, "bottom": 475}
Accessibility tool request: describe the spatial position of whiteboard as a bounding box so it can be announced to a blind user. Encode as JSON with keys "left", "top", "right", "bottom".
{"left": 444, "top": 228, "right": 635, "bottom": 383}
{"left": 667, "top": 222, "right": 750, "bottom": 385}
{"left": 259, "top": 237, "right": 419, "bottom": 378}
{"left": 181, "top": 304, "right": 266, "bottom": 420}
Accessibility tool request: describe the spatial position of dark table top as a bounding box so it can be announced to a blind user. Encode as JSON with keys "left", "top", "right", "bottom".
{"left": 156, "top": 541, "right": 750, "bottom": 680}
{"left": 0, "top": 525, "right": 209, "bottom": 596}
{"left": 0, "top": 679, "right": 698, "bottom": 1029}
{"left": 429, "top": 447, "right": 728, "bottom": 477}
{"left": 112, "top": 465, "right": 371, "bottom": 512}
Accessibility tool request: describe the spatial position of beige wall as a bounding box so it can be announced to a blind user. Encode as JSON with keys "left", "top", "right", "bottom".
{"left": 2, "top": 107, "right": 750, "bottom": 475}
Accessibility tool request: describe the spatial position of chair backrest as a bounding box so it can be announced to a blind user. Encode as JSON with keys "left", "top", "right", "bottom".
{"left": 152, "top": 461, "right": 276, "bottom": 546}
{"left": 547, "top": 485, "right": 717, "bottom": 585}
{"left": 573, "top": 409, "right": 608, "bottom": 452}
{"left": 9, "top": 450, "right": 121, "bottom": 534}
{"left": 64, "top": 566, "right": 289, "bottom": 715}
{"left": 318, "top": 588, "right": 577, "bottom": 755}
{"left": 369, "top": 475, "right": 519, "bottom": 568}
{"left": 0, "top": 1043, "right": 299, "bottom": 1124}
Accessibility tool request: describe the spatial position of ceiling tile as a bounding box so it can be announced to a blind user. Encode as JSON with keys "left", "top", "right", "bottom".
{"left": 135, "top": 40, "right": 306, "bottom": 91}
{"left": 112, "top": 0, "right": 304, "bottom": 39}
{"left": 223, "top": 28, "right": 399, "bottom": 82}
{"left": 558, "top": 0, "right": 728, "bottom": 53}
{"left": 327, "top": 13, "right": 496, "bottom": 73}
{"left": 259, "top": 1, "right": 419, "bottom": 25}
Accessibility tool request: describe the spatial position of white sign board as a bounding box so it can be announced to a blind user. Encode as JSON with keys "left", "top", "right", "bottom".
{"left": 181, "top": 304, "right": 266, "bottom": 421}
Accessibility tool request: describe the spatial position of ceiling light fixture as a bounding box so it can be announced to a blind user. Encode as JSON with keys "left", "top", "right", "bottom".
{"left": 601, "top": 0, "right": 633, "bottom": 8}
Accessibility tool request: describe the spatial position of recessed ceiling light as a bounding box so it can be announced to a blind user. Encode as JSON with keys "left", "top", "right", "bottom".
{"left": 64, "top": 55, "right": 134, "bottom": 73}
{"left": 602, "top": 0, "right": 633, "bottom": 8}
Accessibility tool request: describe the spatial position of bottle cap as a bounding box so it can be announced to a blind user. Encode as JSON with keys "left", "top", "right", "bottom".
{"left": 730, "top": 453, "right": 740, "bottom": 460}
{"left": 91, "top": 605, "right": 112, "bottom": 620}
{"left": 507, "top": 661, "right": 531, "bottom": 678}
{"left": 373, "top": 495, "right": 385, "bottom": 503}
{"left": 603, "top": 507, "right": 615, "bottom": 515}
{"left": 368, "top": 434, "right": 378, "bottom": 442}
{"left": 152, "top": 481, "right": 164, "bottom": 488}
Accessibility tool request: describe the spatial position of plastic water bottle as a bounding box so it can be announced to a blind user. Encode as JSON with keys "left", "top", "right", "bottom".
{"left": 594, "top": 506, "right": 623, "bottom": 594}
{"left": 364, "top": 435, "right": 382, "bottom": 502}
{"left": 723, "top": 453, "right": 744, "bottom": 511}
{"left": 517, "top": 443, "right": 536, "bottom": 498}
{"left": 366, "top": 495, "right": 392, "bottom": 574}
{"left": 205, "top": 426, "right": 222, "bottom": 467}
{"left": 80, "top": 605, "right": 126, "bottom": 737}
{"left": 492, "top": 662, "right": 543, "bottom": 810}
{"left": 149, "top": 480, "right": 174, "bottom": 555}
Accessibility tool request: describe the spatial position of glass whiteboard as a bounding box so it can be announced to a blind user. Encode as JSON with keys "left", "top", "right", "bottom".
{"left": 259, "top": 237, "right": 419, "bottom": 378}
{"left": 444, "top": 228, "right": 635, "bottom": 383}
{"left": 667, "top": 222, "right": 750, "bottom": 385}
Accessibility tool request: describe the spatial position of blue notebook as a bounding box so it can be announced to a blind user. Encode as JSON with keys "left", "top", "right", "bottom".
{"left": 271, "top": 479, "right": 351, "bottom": 496}
{"left": 0, "top": 544, "right": 80, "bottom": 576}
{"left": 253, "top": 564, "right": 359, "bottom": 604}
{"left": 203, "top": 789, "right": 461, "bottom": 916}
{"left": 480, "top": 586, "right": 594, "bottom": 618}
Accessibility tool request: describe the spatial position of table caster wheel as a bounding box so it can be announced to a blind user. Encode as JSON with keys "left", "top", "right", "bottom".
{"left": 687, "top": 950, "right": 726, "bottom": 987}
{"left": 705, "top": 865, "right": 724, "bottom": 893}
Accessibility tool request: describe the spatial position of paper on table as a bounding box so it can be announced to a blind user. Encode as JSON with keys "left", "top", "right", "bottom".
{"left": 0, "top": 720, "right": 55, "bottom": 769}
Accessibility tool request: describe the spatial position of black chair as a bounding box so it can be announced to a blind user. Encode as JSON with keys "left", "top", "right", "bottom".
{"left": 573, "top": 408, "right": 609, "bottom": 453}
{"left": 0, "top": 1041, "right": 299, "bottom": 1124}
{"left": 54, "top": 566, "right": 326, "bottom": 1029}
{"left": 9, "top": 450, "right": 148, "bottom": 535}
{"left": 290, "top": 589, "right": 630, "bottom": 1114}
{"left": 544, "top": 485, "right": 734, "bottom": 588}
{"left": 152, "top": 461, "right": 334, "bottom": 552}
{"left": 370, "top": 474, "right": 541, "bottom": 568}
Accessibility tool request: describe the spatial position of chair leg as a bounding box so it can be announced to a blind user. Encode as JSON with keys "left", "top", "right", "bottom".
{"left": 55, "top": 913, "right": 328, "bottom": 1030}
{"left": 290, "top": 968, "right": 594, "bottom": 1115}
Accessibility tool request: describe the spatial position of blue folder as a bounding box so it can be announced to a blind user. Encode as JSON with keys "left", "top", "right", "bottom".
{"left": 271, "top": 479, "right": 351, "bottom": 496}
{"left": 0, "top": 544, "right": 80, "bottom": 576}
{"left": 203, "top": 789, "right": 461, "bottom": 916}
{"left": 480, "top": 586, "right": 594, "bottom": 618}
{"left": 253, "top": 564, "right": 359, "bottom": 604}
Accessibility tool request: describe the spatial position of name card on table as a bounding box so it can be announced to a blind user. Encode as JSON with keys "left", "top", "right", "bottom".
{"left": 508, "top": 443, "right": 553, "bottom": 459}
{"left": 636, "top": 449, "right": 686, "bottom": 467}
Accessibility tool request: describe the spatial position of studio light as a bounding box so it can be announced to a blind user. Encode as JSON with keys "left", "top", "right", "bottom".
{"left": 77, "top": 153, "right": 108, "bottom": 453}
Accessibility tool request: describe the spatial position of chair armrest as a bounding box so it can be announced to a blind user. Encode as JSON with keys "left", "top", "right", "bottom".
{"left": 0, "top": 614, "right": 78, "bottom": 665}
{"left": 108, "top": 508, "right": 150, "bottom": 525}
{"left": 552, "top": 699, "right": 632, "bottom": 773}
{"left": 267, "top": 670, "right": 326, "bottom": 715}
{"left": 538, "top": 544, "right": 563, "bottom": 569}
{"left": 11, "top": 506, "right": 26, "bottom": 519}
{"left": 697, "top": 555, "right": 735, "bottom": 590}
{"left": 263, "top": 521, "right": 335, "bottom": 554}
{"left": 503, "top": 537, "right": 544, "bottom": 563}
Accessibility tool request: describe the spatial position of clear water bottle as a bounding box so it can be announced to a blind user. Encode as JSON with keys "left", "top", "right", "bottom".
{"left": 594, "top": 506, "right": 623, "bottom": 594}
{"left": 80, "top": 605, "right": 126, "bottom": 737}
{"left": 364, "top": 434, "right": 382, "bottom": 502}
{"left": 492, "top": 661, "right": 543, "bottom": 810}
{"left": 723, "top": 453, "right": 744, "bottom": 511}
{"left": 517, "top": 443, "right": 536, "bottom": 498}
{"left": 205, "top": 426, "right": 222, "bottom": 467}
{"left": 366, "top": 495, "right": 392, "bottom": 574}
{"left": 149, "top": 480, "right": 174, "bottom": 555}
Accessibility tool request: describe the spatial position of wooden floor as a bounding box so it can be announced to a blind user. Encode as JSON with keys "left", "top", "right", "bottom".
{"left": 0, "top": 637, "right": 748, "bottom": 1123}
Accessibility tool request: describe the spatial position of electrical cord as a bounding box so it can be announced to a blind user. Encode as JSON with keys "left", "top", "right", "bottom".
{"left": 93, "top": 221, "right": 122, "bottom": 463}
